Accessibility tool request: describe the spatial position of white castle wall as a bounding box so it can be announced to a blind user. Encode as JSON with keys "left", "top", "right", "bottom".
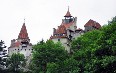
{"left": 52, "top": 38, "right": 70, "bottom": 53}
{"left": 8, "top": 45, "right": 32, "bottom": 58}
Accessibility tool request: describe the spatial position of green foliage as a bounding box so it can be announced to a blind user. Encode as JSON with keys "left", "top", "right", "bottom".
{"left": 71, "top": 30, "right": 102, "bottom": 52}
{"left": 7, "top": 53, "right": 25, "bottom": 73}
{"left": 70, "top": 16, "right": 116, "bottom": 73}
{"left": 108, "top": 16, "right": 116, "bottom": 24}
{"left": 47, "top": 58, "right": 80, "bottom": 73}
{"left": 31, "top": 40, "right": 69, "bottom": 73}
{"left": 0, "top": 40, "right": 7, "bottom": 72}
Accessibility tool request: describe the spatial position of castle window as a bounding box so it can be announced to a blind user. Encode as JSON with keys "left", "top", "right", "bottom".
{"left": 25, "top": 49, "right": 26, "bottom": 51}
{"left": 15, "top": 49, "right": 16, "bottom": 50}
{"left": 69, "top": 35, "right": 72, "bottom": 40}
{"left": 18, "top": 49, "right": 19, "bottom": 50}
{"left": 60, "top": 34, "right": 63, "bottom": 36}
{"left": 22, "top": 44, "right": 27, "bottom": 48}
{"left": 58, "top": 39, "right": 60, "bottom": 41}
{"left": 29, "top": 49, "right": 30, "bottom": 50}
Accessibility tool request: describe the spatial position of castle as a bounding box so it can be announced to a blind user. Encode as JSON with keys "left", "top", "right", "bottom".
{"left": 50, "top": 8, "right": 101, "bottom": 53}
{"left": 8, "top": 8, "right": 101, "bottom": 57}
{"left": 8, "top": 21, "right": 33, "bottom": 59}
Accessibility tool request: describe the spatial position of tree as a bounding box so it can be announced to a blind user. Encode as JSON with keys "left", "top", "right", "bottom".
{"left": 7, "top": 53, "right": 25, "bottom": 73}
{"left": 94, "top": 16, "right": 116, "bottom": 73}
{"left": 31, "top": 40, "right": 69, "bottom": 73}
{"left": 71, "top": 30, "right": 102, "bottom": 52}
{"left": 0, "top": 40, "right": 7, "bottom": 72}
{"left": 70, "top": 16, "right": 116, "bottom": 73}
{"left": 47, "top": 58, "right": 80, "bottom": 73}
{"left": 108, "top": 16, "right": 116, "bottom": 24}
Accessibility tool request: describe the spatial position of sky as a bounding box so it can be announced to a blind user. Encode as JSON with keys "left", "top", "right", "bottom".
{"left": 0, "top": 0, "right": 116, "bottom": 47}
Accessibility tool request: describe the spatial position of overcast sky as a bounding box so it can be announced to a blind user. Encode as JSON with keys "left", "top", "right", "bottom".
{"left": 0, "top": 0, "right": 116, "bottom": 47}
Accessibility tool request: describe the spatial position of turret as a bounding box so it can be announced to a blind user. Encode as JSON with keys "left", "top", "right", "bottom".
{"left": 17, "top": 19, "right": 30, "bottom": 43}
{"left": 63, "top": 7, "right": 74, "bottom": 24}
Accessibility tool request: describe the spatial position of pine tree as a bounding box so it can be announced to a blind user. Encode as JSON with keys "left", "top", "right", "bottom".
{"left": 0, "top": 40, "right": 7, "bottom": 71}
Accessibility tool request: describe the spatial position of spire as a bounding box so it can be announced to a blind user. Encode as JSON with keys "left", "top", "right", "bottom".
{"left": 24, "top": 18, "right": 25, "bottom": 23}
{"left": 68, "top": 6, "right": 69, "bottom": 12}
{"left": 18, "top": 20, "right": 29, "bottom": 39}
{"left": 64, "top": 6, "right": 72, "bottom": 17}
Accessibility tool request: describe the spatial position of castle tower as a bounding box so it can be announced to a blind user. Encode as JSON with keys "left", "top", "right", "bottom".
{"left": 17, "top": 22, "right": 30, "bottom": 47}
{"left": 50, "top": 7, "right": 78, "bottom": 53}
{"left": 64, "top": 7, "right": 73, "bottom": 24}
{"left": 18, "top": 22, "right": 29, "bottom": 40}
{"left": 8, "top": 20, "right": 32, "bottom": 58}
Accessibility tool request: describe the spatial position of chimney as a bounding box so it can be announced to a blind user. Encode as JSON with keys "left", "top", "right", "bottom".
{"left": 53, "top": 28, "right": 56, "bottom": 34}
{"left": 74, "top": 26, "right": 77, "bottom": 30}
{"left": 11, "top": 39, "right": 15, "bottom": 47}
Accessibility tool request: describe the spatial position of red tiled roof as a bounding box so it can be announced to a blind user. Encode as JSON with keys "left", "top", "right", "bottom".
{"left": 18, "top": 23, "right": 29, "bottom": 39}
{"left": 54, "top": 21, "right": 74, "bottom": 34}
{"left": 84, "top": 19, "right": 101, "bottom": 29}
{"left": 10, "top": 41, "right": 21, "bottom": 48}
{"left": 55, "top": 25, "right": 66, "bottom": 34}
{"left": 50, "top": 35, "right": 67, "bottom": 39}
{"left": 64, "top": 10, "right": 72, "bottom": 17}
{"left": 14, "top": 41, "right": 21, "bottom": 47}
{"left": 62, "top": 21, "right": 74, "bottom": 28}
{"left": 50, "top": 7, "right": 75, "bottom": 39}
{"left": 51, "top": 20, "right": 74, "bottom": 39}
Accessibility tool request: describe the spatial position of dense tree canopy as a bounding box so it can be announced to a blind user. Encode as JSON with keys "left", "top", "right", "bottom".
{"left": 31, "top": 40, "right": 69, "bottom": 73}
{"left": 7, "top": 53, "right": 25, "bottom": 73}
{"left": 70, "top": 16, "right": 116, "bottom": 73}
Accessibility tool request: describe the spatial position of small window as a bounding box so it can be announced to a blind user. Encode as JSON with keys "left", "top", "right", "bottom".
{"left": 18, "top": 49, "right": 19, "bottom": 50}
{"left": 25, "top": 49, "right": 26, "bottom": 51}
{"left": 60, "top": 34, "right": 63, "bottom": 36}
{"left": 29, "top": 49, "right": 30, "bottom": 50}
{"left": 15, "top": 49, "right": 16, "bottom": 50}
{"left": 58, "top": 39, "right": 60, "bottom": 41}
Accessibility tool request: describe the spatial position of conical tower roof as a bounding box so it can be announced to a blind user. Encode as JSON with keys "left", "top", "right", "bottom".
{"left": 18, "top": 22, "right": 29, "bottom": 39}
{"left": 64, "top": 7, "right": 72, "bottom": 17}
